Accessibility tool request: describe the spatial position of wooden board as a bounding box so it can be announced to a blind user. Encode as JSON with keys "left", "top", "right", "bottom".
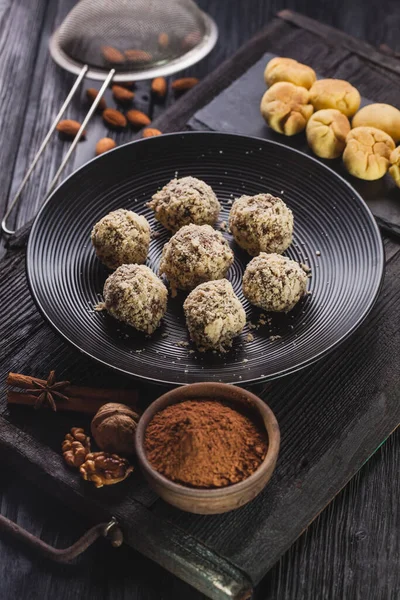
{"left": 0, "top": 11, "right": 400, "bottom": 600}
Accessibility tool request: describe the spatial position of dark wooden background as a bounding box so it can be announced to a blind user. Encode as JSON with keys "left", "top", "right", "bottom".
{"left": 0, "top": 1, "right": 399, "bottom": 598}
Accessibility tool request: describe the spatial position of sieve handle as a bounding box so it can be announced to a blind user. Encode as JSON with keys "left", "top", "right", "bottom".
{"left": 1, "top": 65, "right": 88, "bottom": 236}
{"left": 0, "top": 512, "right": 123, "bottom": 562}
{"left": 46, "top": 68, "right": 115, "bottom": 197}
{"left": 1, "top": 67, "right": 115, "bottom": 236}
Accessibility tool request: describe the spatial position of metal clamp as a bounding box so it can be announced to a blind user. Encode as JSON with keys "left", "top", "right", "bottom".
{"left": 1, "top": 67, "right": 115, "bottom": 236}
{"left": 0, "top": 512, "right": 123, "bottom": 563}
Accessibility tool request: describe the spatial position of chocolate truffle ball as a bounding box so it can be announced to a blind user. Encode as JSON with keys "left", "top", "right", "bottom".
{"left": 243, "top": 253, "right": 308, "bottom": 312}
{"left": 229, "top": 193, "right": 293, "bottom": 256}
{"left": 184, "top": 279, "right": 246, "bottom": 352}
{"left": 159, "top": 224, "right": 234, "bottom": 296}
{"left": 148, "top": 176, "right": 221, "bottom": 232}
{"left": 103, "top": 264, "right": 167, "bottom": 334}
{"left": 91, "top": 209, "right": 150, "bottom": 270}
{"left": 264, "top": 57, "right": 316, "bottom": 90}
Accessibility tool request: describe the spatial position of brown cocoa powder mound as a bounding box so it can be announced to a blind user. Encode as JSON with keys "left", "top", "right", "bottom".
{"left": 144, "top": 400, "right": 268, "bottom": 488}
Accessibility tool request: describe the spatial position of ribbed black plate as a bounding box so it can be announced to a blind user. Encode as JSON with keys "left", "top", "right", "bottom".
{"left": 27, "top": 132, "right": 384, "bottom": 385}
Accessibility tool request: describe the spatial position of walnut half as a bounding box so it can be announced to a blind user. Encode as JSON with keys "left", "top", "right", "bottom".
{"left": 80, "top": 452, "right": 134, "bottom": 488}
{"left": 62, "top": 427, "right": 91, "bottom": 468}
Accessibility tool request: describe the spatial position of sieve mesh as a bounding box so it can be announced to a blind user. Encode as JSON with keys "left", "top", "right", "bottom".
{"left": 58, "top": 0, "right": 207, "bottom": 72}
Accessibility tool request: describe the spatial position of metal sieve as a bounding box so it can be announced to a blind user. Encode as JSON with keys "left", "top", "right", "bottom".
{"left": 2, "top": 0, "right": 217, "bottom": 235}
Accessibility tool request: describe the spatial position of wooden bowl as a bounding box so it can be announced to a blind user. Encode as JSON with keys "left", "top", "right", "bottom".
{"left": 135, "top": 383, "right": 280, "bottom": 514}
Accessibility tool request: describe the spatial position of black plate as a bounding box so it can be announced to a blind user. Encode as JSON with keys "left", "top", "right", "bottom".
{"left": 27, "top": 132, "right": 384, "bottom": 385}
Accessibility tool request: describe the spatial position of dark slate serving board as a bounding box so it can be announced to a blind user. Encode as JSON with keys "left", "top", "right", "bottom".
{"left": 1, "top": 11, "right": 400, "bottom": 600}
{"left": 189, "top": 52, "right": 400, "bottom": 238}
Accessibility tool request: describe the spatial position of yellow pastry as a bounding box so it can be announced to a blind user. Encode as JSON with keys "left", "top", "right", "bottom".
{"left": 306, "top": 109, "right": 351, "bottom": 159}
{"left": 309, "top": 79, "right": 361, "bottom": 117}
{"left": 264, "top": 57, "right": 316, "bottom": 90}
{"left": 352, "top": 103, "right": 400, "bottom": 143}
{"left": 389, "top": 146, "right": 400, "bottom": 187}
{"left": 343, "top": 127, "right": 395, "bottom": 180}
{"left": 260, "top": 82, "right": 314, "bottom": 136}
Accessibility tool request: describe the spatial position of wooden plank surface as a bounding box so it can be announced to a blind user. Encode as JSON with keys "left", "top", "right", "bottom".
{"left": 0, "top": 0, "right": 49, "bottom": 250}
{"left": 0, "top": 3, "right": 400, "bottom": 600}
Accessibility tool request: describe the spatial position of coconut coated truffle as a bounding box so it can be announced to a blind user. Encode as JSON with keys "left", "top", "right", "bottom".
{"left": 91, "top": 209, "right": 151, "bottom": 270}
{"left": 159, "top": 224, "right": 234, "bottom": 296}
{"left": 148, "top": 176, "right": 221, "bottom": 232}
{"left": 103, "top": 264, "right": 167, "bottom": 334}
{"left": 243, "top": 253, "right": 308, "bottom": 312}
{"left": 184, "top": 279, "right": 246, "bottom": 352}
{"left": 229, "top": 193, "right": 293, "bottom": 256}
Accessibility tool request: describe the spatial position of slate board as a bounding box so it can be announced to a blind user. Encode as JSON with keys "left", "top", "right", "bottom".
{"left": 189, "top": 52, "right": 400, "bottom": 239}
{"left": 1, "top": 11, "right": 400, "bottom": 600}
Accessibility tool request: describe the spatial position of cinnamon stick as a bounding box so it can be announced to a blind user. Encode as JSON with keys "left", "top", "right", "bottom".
{"left": 6, "top": 373, "right": 139, "bottom": 415}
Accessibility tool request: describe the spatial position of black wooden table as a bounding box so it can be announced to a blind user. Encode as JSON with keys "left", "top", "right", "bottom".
{"left": 0, "top": 1, "right": 399, "bottom": 599}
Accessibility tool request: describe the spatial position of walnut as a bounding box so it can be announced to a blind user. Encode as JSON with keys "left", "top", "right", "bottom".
{"left": 309, "top": 79, "right": 360, "bottom": 117}
{"left": 80, "top": 452, "right": 134, "bottom": 488}
{"left": 62, "top": 427, "right": 91, "bottom": 468}
{"left": 343, "top": 126, "right": 395, "bottom": 180}
{"left": 306, "top": 109, "right": 351, "bottom": 159}
{"left": 264, "top": 57, "right": 316, "bottom": 90}
{"left": 260, "top": 82, "right": 313, "bottom": 136}
{"left": 91, "top": 403, "right": 139, "bottom": 455}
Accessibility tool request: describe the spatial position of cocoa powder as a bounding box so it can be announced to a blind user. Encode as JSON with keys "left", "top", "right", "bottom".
{"left": 144, "top": 400, "right": 268, "bottom": 488}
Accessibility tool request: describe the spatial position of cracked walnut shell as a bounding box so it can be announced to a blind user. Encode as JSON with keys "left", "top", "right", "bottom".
{"left": 309, "top": 79, "right": 360, "bottom": 117}
{"left": 389, "top": 146, "right": 400, "bottom": 187}
{"left": 306, "top": 109, "right": 351, "bottom": 159}
{"left": 264, "top": 57, "right": 316, "bottom": 90}
{"left": 343, "top": 126, "right": 395, "bottom": 180}
{"left": 91, "top": 403, "right": 139, "bottom": 455}
{"left": 260, "top": 82, "right": 313, "bottom": 136}
{"left": 62, "top": 428, "right": 91, "bottom": 468}
{"left": 80, "top": 452, "right": 134, "bottom": 488}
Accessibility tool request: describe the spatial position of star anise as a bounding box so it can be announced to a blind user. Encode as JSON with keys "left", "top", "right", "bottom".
{"left": 24, "top": 371, "right": 70, "bottom": 411}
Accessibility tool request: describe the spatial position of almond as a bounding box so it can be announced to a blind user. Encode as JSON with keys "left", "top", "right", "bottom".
{"left": 124, "top": 49, "right": 152, "bottom": 63}
{"left": 95, "top": 138, "right": 116, "bottom": 156}
{"left": 56, "top": 119, "right": 86, "bottom": 139}
{"left": 126, "top": 109, "right": 151, "bottom": 128}
{"left": 182, "top": 31, "right": 202, "bottom": 50}
{"left": 158, "top": 32, "right": 169, "bottom": 50}
{"left": 86, "top": 88, "right": 107, "bottom": 112}
{"left": 112, "top": 85, "right": 134, "bottom": 104}
{"left": 142, "top": 128, "right": 162, "bottom": 138}
{"left": 118, "top": 81, "right": 135, "bottom": 89}
{"left": 103, "top": 108, "right": 127, "bottom": 129}
{"left": 102, "top": 46, "right": 125, "bottom": 64}
{"left": 171, "top": 77, "right": 199, "bottom": 92}
{"left": 151, "top": 77, "right": 167, "bottom": 98}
